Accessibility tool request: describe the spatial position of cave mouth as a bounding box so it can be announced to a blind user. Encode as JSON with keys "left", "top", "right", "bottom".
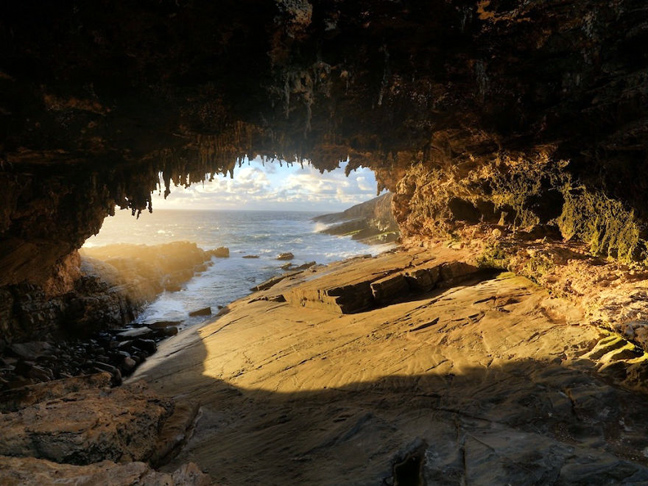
{"left": 3, "top": 0, "right": 648, "bottom": 482}
{"left": 0, "top": 156, "right": 400, "bottom": 395}
{"left": 78, "top": 158, "right": 392, "bottom": 333}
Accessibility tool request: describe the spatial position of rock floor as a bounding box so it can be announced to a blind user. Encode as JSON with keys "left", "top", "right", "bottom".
{"left": 132, "top": 247, "right": 648, "bottom": 485}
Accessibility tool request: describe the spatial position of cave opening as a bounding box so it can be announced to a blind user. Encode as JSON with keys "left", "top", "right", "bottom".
{"left": 77, "top": 157, "right": 395, "bottom": 335}
{"left": 3, "top": 0, "right": 648, "bottom": 483}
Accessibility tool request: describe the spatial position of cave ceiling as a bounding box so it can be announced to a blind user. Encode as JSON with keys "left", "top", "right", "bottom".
{"left": 1, "top": 0, "right": 648, "bottom": 285}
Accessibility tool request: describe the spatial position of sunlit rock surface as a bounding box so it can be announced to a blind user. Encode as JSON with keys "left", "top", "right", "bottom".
{"left": 133, "top": 246, "right": 648, "bottom": 485}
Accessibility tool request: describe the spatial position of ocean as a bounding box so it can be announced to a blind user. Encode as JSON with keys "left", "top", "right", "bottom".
{"left": 84, "top": 209, "right": 390, "bottom": 327}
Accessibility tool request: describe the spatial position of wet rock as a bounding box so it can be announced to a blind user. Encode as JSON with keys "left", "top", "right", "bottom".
{"left": 133, "top": 338, "right": 157, "bottom": 354}
{"left": 293, "top": 261, "right": 316, "bottom": 271}
{"left": 148, "top": 320, "right": 183, "bottom": 329}
{"left": 209, "top": 246, "right": 230, "bottom": 258}
{"left": 188, "top": 307, "right": 211, "bottom": 317}
{"left": 243, "top": 255, "right": 260, "bottom": 259}
{"left": 121, "top": 357, "right": 137, "bottom": 373}
{"left": 277, "top": 252, "right": 294, "bottom": 261}
{"left": 281, "top": 262, "right": 294, "bottom": 270}
{"left": 116, "top": 327, "right": 154, "bottom": 340}
{"left": 9, "top": 342, "right": 54, "bottom": 360}
{"left": 155, "top": 326, "right": 178, "bottom": 338}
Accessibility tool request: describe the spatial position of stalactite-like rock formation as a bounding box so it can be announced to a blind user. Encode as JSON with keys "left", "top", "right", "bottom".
{"left": 1, "top": 0, "right": 648, "bottom": 339}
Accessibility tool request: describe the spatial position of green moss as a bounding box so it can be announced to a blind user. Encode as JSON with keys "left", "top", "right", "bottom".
{"left": 521, "top": 253, "right": 554, "bottom": 283}
{"left": 477, "top": 243, "right": 511, "bottom": 270}
{"left": 557, "top": 186, "right": 644, "bottom": 262}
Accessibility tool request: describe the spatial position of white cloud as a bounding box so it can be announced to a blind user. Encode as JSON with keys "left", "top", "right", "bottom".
{"left": 153, "top": 158, "right": 382, "bottom": 211}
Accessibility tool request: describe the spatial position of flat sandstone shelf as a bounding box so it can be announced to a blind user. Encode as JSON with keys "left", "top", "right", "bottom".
{"left": 131, "top": 247, "right": 648, "bottom": 486}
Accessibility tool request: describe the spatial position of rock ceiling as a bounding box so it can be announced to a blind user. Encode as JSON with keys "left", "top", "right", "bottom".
{"left": 1, "top": 0, "right": 648, "bottom": 287}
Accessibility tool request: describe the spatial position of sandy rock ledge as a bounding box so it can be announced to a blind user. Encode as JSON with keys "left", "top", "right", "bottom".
{"left": 0, "top": 371, "right": 209, "bottom": 485}
{"left": 0, "top": 456, "right": 210, "bottom": 486}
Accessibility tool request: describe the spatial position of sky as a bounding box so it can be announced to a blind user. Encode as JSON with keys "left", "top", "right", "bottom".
{"left": 151, "top": 157, "right": 381, "bottom": 212}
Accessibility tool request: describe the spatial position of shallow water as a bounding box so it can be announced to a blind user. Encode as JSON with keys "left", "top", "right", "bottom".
{"left": 85, "top": 209, "right": 390, "bottom": 327}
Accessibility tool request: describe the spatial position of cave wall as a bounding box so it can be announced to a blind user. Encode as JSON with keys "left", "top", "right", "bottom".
{"left": 1, "top": 0, "right": 648, "bottom": 338}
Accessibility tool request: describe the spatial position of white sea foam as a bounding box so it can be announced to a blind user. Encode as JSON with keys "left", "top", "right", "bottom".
{"left": 86, "top": 209, "right": 389, "bottom": 328}
{"left": 312, "top": 222, "right": 331, "bottom": 233}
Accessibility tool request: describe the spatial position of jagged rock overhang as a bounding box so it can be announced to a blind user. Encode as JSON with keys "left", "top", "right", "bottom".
{"left": 1, "top": 0, "right": 648, "bottom": 289}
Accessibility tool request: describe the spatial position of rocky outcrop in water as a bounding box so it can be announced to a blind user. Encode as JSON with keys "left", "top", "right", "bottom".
{"left": 0, "top": 241, "right": 219, "bottom": 392}
{"left": 0, "top": 241, "right": 214, "bottom": 345}
{"left": 80, "top": 241, "right": 214, "bottom": 304}
{"left": 314, "top": 193, "right": 399, "bottom": 245}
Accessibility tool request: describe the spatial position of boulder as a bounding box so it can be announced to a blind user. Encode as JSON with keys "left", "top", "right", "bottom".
{"left": 209, "top": 246, "right": 230, "bottom": 258}
{"left": 294, "top": 261, "right": 316, "bottom": 271}
{"left": 242, "top": 255, "right": 260, "bottom": 259}
{"left": 151, "top": 326, "right": 179, "bottom": 338}
{"left": 121, "top": 357, "right": 137, "bottom": 373}
{"left": 0, "top": 381, "right": 173, "bottom": 465}
{"left": 133, "top": 338, "right": 157, "bottom": 354}
{"left": 147, "top": 320, "right": 183, "bottom": 329}
{"left": 116, "top": 327, "right": 154, "bottom": 340}
{"left": 9, "top": 342, "right": 54, "bottom": 360}
{"left": 276, "top": 252, "right": 294, "bottom": 261}
{"left": 188, "top": 307, "right": 211, "bottom": 317}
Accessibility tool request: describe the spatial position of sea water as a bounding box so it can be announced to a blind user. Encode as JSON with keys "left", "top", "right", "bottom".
{"left": 84, "top": 209, "right": 390, "bottom": 327}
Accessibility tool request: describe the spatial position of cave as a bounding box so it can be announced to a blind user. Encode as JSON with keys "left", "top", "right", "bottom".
{"left": 2, "top": 1, "right": 648, "bottom": 484}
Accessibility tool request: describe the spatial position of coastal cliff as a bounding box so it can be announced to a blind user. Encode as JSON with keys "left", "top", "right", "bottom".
{"left": 313, "top": 193, "right": 399, "bottom": 244}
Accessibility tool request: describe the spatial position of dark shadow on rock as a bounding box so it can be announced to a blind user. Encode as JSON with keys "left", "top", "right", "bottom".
{"left": 136, "top": 330, "right": 648, "bottom": 486}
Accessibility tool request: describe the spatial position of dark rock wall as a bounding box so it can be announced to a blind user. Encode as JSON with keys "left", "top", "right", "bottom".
{"left": 1, "top": 1, "right": 648, "bottom": 336}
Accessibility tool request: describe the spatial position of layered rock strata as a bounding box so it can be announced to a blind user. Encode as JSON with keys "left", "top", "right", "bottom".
{"left": 0, "top": 241, "right": 215, "bottom": 345}
{"left": 0, "top": 371, "right": 209, "bottom": 485}
{"left": 132, "top": 246, "right": 648, "bottom": 485}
